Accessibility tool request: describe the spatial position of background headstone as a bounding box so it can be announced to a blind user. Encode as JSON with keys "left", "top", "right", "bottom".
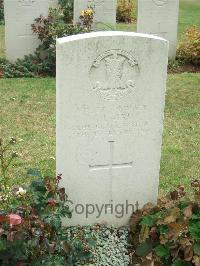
{"left": 137, "top": 0, "right": 179, "bottom": 59}
{"left": 73, "top": 0, "right": 117, "bottom": 26}
{"left": 57, "top": 32, "right": 168, "bottom": 227}
{"left": 4, "top": 0, "right": 58, "bottom": 62}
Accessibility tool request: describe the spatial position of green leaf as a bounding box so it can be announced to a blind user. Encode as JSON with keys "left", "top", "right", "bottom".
{"left": 193, "top": 242, "right": 200, "bottom": 255}
{"left": 158, "top": 225, "right": 168, "bottom": 234}
{"left": 136, "top": 242, "right": 152, "bottom": 257}
{"left": 178, "top": 201, "right": 191, "bottom": 210}
{"left": 140, "top": 215, "right": 156, "bottom": 227}
{"left": 191, "top": 213, "right": 200, "bottom": 220}
{"left": 27, "top": 168, "right": 42, "bottom": 178}
{"left": 154, "top": 244, "right": 170, "bottom": 258}
{"left": 172, "top": 260, "right": 192, "bottom": 266}
{"left": 0, "top": 239, "right": 6, "bottom": 251}
{"left": 189, "top": 220, "right": 200, "bottom": 240}
{"left": 140, "top": 212, "right": 163, "bottom": 227}
{"left": 29, "top": 177, "right": 46, "bottom": 193}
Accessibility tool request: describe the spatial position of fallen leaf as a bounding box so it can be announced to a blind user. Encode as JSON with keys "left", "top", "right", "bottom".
{"left": 164, "top": 207, "right": 180, "bottom": 224}
{"left": 170, "top": 190, "right": 179, "bottom": 200}
{"left": 168, "top": 222, "right": 188, "bottom": 240}
{"left": 184, "top": 245, "right": 193, "bottom": 261}
{"left": 183, "top": 205, "right": 193, "bottom": 219}
{"left": 192, "top": 255, "right": 200, "bottom": 266}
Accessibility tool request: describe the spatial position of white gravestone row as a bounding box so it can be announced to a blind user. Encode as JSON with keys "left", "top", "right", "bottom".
{"left": 137, "top": 0, "right": 179, "bottom": 60}
{"left": 56, "top": 32, "right": 169, "bottom": 226}
{"left": 73, "top": 0, "right": 117, "bottom": 26}
{"left": 4, "top": 0, "right": 58, "bottom": 62}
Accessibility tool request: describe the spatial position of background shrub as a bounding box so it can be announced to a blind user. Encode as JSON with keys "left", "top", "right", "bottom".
{"left": 0, "top": 0, "right": 4, "bottom": 24}
{"left": 177, "top": 26, "right": 200, "bottom": 66}
{"left": 117, "top": 0, "right": 136, "bottom": 23}
{"left": 58, "top": 0, "right": 74, "bottom": 23}
{"left": 0, "top": 1, "right": 92, "bottom": 78}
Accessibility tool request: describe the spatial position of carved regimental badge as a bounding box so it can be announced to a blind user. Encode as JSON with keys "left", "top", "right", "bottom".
{"left": 90, "top": 50, "right": 139, "bottom": 101}
{"left": 152, "top": 0, "right": 168, "bottom": 6}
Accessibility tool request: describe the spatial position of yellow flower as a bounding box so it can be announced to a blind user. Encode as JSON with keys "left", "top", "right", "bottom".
{"left": 80, "top": 10, "right": 85, "bottom": 16}
{"left": 81, "top": 8, "right": 93, "bottom": 17}
{"left": 86, "top": 9, "right": 93, "bottom": 15}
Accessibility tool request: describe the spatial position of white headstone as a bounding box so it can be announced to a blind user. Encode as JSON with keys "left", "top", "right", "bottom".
{"left": 137, "top": 0, "right": 179, "bottom": 60}
{"left": 74, "top": 0, "right": 117, "bottom": 26}
{"left": 4, "top": 0, "right": 58, "bottom": 62}
{"left": 57, "top": 32, "right": 168, "bottom": 227}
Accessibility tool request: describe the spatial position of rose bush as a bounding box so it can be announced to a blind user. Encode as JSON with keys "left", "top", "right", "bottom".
{"left": 0, "top": 138, "right": 93, "bottom": 265}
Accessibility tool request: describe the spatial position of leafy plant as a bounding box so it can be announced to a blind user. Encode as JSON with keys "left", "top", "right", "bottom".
{"left": 0, "top": 137, "right": 20, "bottom": 210}
{"left": 168, "top": 59, "right": 183, "bottom": 73}
{"left": 117, "top": 0, "right": 135, "bottom": 23}
{"left": 0, "top": 137, "right": 93, "bottom": 265}
{"left": 79, "top": 8, "right": 94, "bottom": 32}
{"left": 129, "top": 182, "right": 200, "bottom": 265}
{"left": 0, "top": 57, "right": 37, "bottom": 78}
{"left": 0, "top": 0, "right": 4, "bottom": 25}
{"left": 58, "top": 0, "right": 74, "bottom": 23}
{"left": 177, "top": 26, "right": 200, "bottom": 66}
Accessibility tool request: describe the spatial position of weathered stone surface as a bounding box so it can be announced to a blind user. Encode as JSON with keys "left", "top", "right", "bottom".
{"left": 4, "top": 0, "right": 57, "bottom": 62}
{"left": 56, "top": 32, "right": 168, "bottom": 226}
{"left": 73, "top": 0, "right": 116, "bottom": 26}
{"left": 137, "top": 0, "right": 179, "bottom": 59}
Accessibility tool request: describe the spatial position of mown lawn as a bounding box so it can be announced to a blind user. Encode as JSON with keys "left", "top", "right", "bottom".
{"left": 0, "top": 0, "right": 199, "bottom": 190}
{"left": 160, "top": 73, "right": 200, "bottom": 192}
{"left": 0, "top": 74, "right": 199, "bottom": 191}
{"left": 178, "top": 0, "right": 200, "bottom": 40}
{"left": 0, "top": 78, "right": 56, "bottom": 182}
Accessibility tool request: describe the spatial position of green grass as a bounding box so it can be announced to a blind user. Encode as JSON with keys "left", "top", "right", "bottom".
{"left": 178, "top": 0, "right": 200, "bottom": 40}
{"left": 0, "top": 24, "right": 4, "bottom": 58}
{"left": 160, "top": 73, "right": 200, "bottom": 192}
{"left": 0, "top": 0, "right": 199, "bottom": 191}
{"left": 0, "top": 74, "right": 199, "bottom": 190}
{"left": 0, "top": 78, "right": 56, "bottom": 182}
{"left": 116, "top": 22, "right": 136, "bottom": 32}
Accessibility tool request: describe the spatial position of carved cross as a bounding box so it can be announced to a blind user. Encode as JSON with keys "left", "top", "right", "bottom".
{"left": 89, "top": 141, "right": 133, "bottom": 199}
{"left": 150, "top": 23, "right": 167, "bottom": 39}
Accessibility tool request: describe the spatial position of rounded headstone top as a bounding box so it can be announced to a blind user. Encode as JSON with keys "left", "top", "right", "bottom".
{"left": 57, "top": 31, "right": 169, "bottom": 44}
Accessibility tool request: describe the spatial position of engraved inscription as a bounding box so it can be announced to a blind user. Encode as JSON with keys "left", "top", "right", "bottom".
{"left": 90, "top": 50, "right": 139, "bottom": 100}
{"left": 152, "top": 0, "right": 168, "bottom": 6}
{"left": 67, "top": 104, "right": 149, "bottom": 137}
{"left": 19, "top": 0, "right": 35, "bottom": 6}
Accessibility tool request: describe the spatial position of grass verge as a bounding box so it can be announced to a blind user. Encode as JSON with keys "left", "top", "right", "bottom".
{"left": 0, "top": 74, "right": 199, "bottom": 191}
